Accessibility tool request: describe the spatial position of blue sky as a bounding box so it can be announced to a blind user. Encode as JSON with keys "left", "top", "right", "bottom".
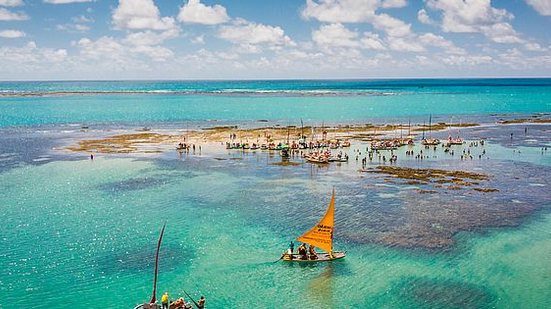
{"left": 0, "top": 0, "right": 550, "bottom": 80}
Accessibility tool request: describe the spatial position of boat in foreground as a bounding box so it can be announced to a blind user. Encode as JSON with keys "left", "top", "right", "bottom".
{"left": 282, "top": 251, "right": 346, "bottom": 262}
{"left": 281, "top": 189, "right": 345, "bottom": 262}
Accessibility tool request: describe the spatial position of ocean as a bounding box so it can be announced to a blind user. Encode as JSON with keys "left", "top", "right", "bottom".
{"left": 1, "top": 79, "right": 550, "bottom": 308}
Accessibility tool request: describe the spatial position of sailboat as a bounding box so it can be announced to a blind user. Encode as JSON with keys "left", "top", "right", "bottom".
{"left": 421, "top": 114, "right": 440, "bottom": 146}
{"left": 445, "top": 117, "right": 464, "bottom": 146}
{"left": 134, "top": 223, "right": 166, "bottom": 309}
{"left": 281, "top": 189, "right": 346, "bottom": 262}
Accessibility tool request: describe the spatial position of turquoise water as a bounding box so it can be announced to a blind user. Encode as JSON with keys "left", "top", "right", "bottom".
{"left": 1, "top": 79, "right": 551, "bottom": 308}
{"left": 0, "top": 79, "right": 550, "bottom": 127}
{"left": 1, "top": 155, "right": 550, "bottom": 307}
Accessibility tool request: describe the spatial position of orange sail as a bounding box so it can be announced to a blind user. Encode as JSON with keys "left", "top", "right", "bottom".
{"left": 297, "top": 189, "right": 335, "bottom": 253}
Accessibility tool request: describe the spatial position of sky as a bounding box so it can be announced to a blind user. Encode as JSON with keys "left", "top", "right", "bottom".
{"left": 0, "top": 0, "right": 550, "bottom": 80}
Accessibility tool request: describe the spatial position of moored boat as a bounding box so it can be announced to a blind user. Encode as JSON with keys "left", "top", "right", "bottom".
{"left": 305, "top": 155, "right": 329, "bottom": 164}
{"left": 422, "top": 138, "right": 441, "bottom": 146}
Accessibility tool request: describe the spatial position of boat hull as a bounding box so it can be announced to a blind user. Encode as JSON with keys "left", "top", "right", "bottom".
{"left": 282, "top": 251, "right": 346, "bottom": 262}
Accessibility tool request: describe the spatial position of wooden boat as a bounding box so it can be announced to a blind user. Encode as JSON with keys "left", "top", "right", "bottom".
{"left": 422, "top": 114, "right": 440, "bottom": 146}
{"left": 305, "top": 155, "right": 329, "bottom": 164}
{"left": 281, "top": 189, "right": 346, "bottom": 262}
{"left": 446, "top": 136, "right": 464, "bottom": 145}
{"left": 134, "top": 225, "right": 198, "bottom": 309}
{"left": 421, "top": 138, "right": 440, "bottom": 146}
{"left": 134, "top": 223, "right": 166, "bottom": 309}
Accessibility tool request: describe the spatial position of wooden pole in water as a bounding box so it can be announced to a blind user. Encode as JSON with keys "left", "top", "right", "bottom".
{"left": 150, "top": 222, "right": 166, "bottom": 304}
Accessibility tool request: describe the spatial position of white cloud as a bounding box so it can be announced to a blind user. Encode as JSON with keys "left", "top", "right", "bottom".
{"left": 44, "top": 0, "right": 94, "bottom": 3}
{"left": 312, "top": 23, "right": 385, "bottom": 50}
{"left": 72, "top": 15, "right": 93, "bottom": 23}
{"left": 57, "top": 14, "right": 94, "bottom": 32}
{"left": 123, "top": 29, "right": 178, "bottom": 46}
{"left": 112, "top": 0, "right": 177, "bottom": 31}
{"left": 426, "top": 0, "right": 523, "bottom": 44}
{"left": 418, "top": 33, "right": 465, "bottom": 54}
{"left": 482, "top": 22, "right": 523, "bottom": 44}
{"left": 417, "top": 9, "right": 433, "bottom": 24}
{"left": 77, "top": 37, "right": 125, "bottom": 60}
{"left": 215, "top": 51, "right": 239, "bottom": 60}
{"left": 56, "top": 23, "right": 90, "bottom": 32}
{"left": 233, "top": 43, "right": 262, "bottom": 54}
{"left": 0, "top": 7, "right": 28, "bottom": 20}
{"left": 178, "top": 0, "right": 229, "bottom": 25}
{"left": 130, "top": 44, "right": 173, "bottom": 62}
{"left": 371, "top": 13, "right": 411, "bottom": 37}
{"left": 43, "top": 48, "right": 68, "bottom": 62}
{"left": 0, "top": 0, "right": 24, "bottom": 6}
{"left": 302, "top": 0, "right": 413, "bottom": 39}
{"left": 441, "top": 54, "right": 493, "bottom": 66}
{"left": 387, "top": 36, "right": 424, "bottom": 52}
{"left": 191, "top": 35, "right": 205, "bottom": 44}
{"left": 312, "top": 23, "right": 359, "bottom": 48}
{"left": 0, "top": 29, "right": 25, "bottom": 38}
{"left": 301, "top": 0, "right": 379, "bottom": 23}
{"left": 525, "top": 0, "right": 551, "bottom": 16}
{"left": 0, "top": 41, "right": 67, "bottom": 65}
{"left": 361, "top": 32, "right": 386, "bottom": 50}
{"left": 218, "top": 19, "right": 295, "bottom": 47}
{"left": 77, "top": 28, "right": 177, "bottom": 64}
{"left": 524, "top": 42, "right": 546, "bottom": 51}
{"left": 381, "top": 0, "right": 407, "bottom": 9}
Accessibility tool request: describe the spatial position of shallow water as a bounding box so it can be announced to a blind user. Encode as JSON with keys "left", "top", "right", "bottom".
{"left": 1, "top": 153, "right": 550, "bottom": 307}
{"left": 1, "top": 79, "right": 551, "bottom": 307}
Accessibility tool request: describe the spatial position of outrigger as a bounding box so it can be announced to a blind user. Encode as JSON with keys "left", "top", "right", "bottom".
{"left": 280, "top": 189, "right": 346, "bottom": 262}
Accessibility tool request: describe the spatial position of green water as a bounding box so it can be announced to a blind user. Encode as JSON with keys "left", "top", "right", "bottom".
{"left": 1, "top": 156, "right": 550, "bottom": 308}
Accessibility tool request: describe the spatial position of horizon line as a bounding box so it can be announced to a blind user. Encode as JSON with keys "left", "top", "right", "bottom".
{"left": 1, "top": 76, "right": 551, "bottom": 83}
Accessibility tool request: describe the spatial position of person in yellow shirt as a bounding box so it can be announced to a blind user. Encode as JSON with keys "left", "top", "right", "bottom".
{"left": 161, "top": 292, "right": 169, "bottom": 309}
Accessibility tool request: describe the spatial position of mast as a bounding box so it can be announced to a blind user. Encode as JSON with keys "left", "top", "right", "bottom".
{"left": 150, "top": 222, "right": 166, "bottom": 304}
{"left": 429, "top": 114, "right": 432, "bottom": 139}
{"left": 422, "top": 121, "right": 426, "bottom": 140}
{"left": 301, "top": 118, "right": 304, "bottom": 140}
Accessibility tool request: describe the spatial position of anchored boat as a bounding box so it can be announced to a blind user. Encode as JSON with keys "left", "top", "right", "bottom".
{"left": 281, "top": 189, "right": 345, "bottom": 262}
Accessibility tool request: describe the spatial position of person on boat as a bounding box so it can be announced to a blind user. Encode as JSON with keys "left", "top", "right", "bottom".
{"left": 308, "top": 244, "right": 317, "bottom": 260}
{"left": 289, "top": 241, "right": 295, "bottom": 254}
{"left": 298, "top": 243, "right": 307, "bottom": 259}
{"left": 161, "top": 292, "right": 169, "bottom": 309}
{"left": 170, "top": 297, "right": 185, "bottom": 308}
{"left": 197, "top": 296, "right": 206, "bottom": 309}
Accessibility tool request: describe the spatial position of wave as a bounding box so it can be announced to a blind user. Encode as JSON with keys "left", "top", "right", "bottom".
{"left": 0, "top": 89, "right": 400, "bottom": 98}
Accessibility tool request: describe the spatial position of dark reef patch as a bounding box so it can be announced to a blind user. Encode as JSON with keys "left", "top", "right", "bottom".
{"left": 394, "top": 277, "right": 497, "bottom": 308}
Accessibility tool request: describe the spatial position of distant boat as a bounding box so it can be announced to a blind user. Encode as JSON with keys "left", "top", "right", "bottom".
{"left": 281, "top": 189, "right": 346, "bottom": 262}
{"left": 304, "top": 152, "right": 329, "bottom": 164}
{"left": 422, "top": 114, "right": 440, "bottom": 146}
